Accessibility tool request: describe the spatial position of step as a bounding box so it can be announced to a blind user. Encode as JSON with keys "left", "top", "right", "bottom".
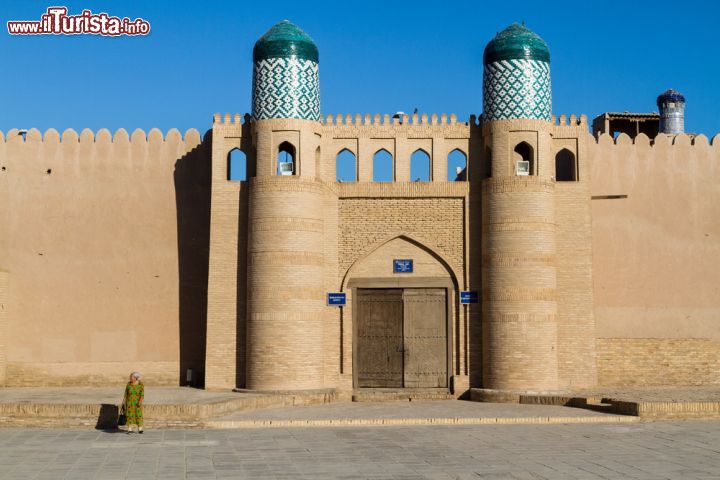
{"left": 352, "top": 389, "right": 454, "bottom": 402}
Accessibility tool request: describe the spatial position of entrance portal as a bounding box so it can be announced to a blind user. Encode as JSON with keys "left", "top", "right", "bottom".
{"left": 355, "top": 288, "right": 448, "bottom": 388}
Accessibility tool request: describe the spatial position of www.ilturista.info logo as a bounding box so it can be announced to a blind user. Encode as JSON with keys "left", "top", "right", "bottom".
{"left": 7, "top": 6, "right": 150, "bottom": 36}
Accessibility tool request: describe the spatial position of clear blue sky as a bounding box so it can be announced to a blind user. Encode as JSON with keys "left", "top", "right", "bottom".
{"left": 1, "top": 0, "right": 718, "bottom": 138}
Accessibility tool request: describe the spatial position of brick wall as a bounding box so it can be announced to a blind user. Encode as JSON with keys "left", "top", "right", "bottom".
{"left": 597, "top": 338, "right": 720, "bottom": 386}
{"left": 0, "top": 271, "right": 7, "bottom": 385}
{"left": 590, "top": 132, "right": 720, "bottom": 387}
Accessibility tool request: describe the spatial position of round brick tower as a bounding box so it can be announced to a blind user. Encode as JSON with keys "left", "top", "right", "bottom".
{"left": 657, "top": 89, "right": 685, "bottom": 135}
{"left": 480, "top": 24, "right": 559, "bottom": 391}
{"left": 246, "top": 21, "right": 327, "bottom": 390}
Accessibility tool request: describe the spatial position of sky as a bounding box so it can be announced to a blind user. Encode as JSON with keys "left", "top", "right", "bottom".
{"left": 1, "top": 0, "right": 719, "bottom": 140}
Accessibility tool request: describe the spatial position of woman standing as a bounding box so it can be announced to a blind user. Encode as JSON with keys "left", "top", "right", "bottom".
{"left": 122, "top": 371, "right": 144, "bottom": 433}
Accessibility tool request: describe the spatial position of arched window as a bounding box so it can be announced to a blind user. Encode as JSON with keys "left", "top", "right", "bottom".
{"left": 555, "top": 148, "right": 577, "bottom": 181}
{"left": 410, "top": 149, "right": 430, "bottom": 182}
{"left": 315, "top": 146, "right": 321, "bottom": 179}
{"left": 373, "top": 149, "right": 393, "bottom": 182}
{"left": 448, "top": 149, "right": 467, "bottom": 181}
{"left": 483, "top": 147, "right": 492, "bottom": 179}
{"left": 513, "top": 142, "right": 534, "bottom": 176}
{"left": 336, "top": 149, "right": 357, "bottom": 182}
{"left": 228, "top": 148, "right": 247, "bottom": 181}
{"left": 277, "top": 142, "right": 296, "bottom": 176}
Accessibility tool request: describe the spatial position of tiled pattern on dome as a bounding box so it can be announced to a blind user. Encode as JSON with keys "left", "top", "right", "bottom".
{"left": 483, "top": 59, "right": 551, "bottom": 121}
{"left": 252, "top": 57, "right": 320, "bottom": 121}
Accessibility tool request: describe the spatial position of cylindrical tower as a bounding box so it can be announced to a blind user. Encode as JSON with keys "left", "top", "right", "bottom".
{"left": 246, "top": 21, "right": 327, "bottom": 390}
{"left": 657, "top": 89, "right": 685, "bottom": 134}
{"left": 480, "top": 24, "right": 559, "bottom": 391}
{"left": 482, "top": 23, "right": 552, "bottom": 122}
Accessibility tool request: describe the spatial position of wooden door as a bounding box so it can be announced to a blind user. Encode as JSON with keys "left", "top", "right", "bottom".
{"left": 355, "top": 289, "right": 403, "bottom": 387}
{"left": 402, "top": 288, "right": 447, "bottom": 388}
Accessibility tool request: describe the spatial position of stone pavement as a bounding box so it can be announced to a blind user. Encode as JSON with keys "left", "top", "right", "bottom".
{"left": 1, "top": 421, "right": 719, "bottom": 479}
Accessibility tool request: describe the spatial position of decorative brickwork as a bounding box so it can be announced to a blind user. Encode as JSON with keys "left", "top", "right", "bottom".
{"left": 338, "top": 197, "right": 465, "bottom": 281}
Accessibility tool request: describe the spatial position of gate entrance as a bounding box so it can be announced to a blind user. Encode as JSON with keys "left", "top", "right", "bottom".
{"left": 355, "top": 288, "right": 448, "bottom": 388}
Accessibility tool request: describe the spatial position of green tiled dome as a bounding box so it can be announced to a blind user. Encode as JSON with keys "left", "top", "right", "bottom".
{"left": 483, "top": 23, "right": 550, "bottom": 65}
{"left": 253, "top": 20, "right": 319, "bottom": 63}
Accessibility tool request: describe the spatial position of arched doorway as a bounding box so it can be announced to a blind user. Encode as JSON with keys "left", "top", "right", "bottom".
{"left": 343, "top": 236, "right": 457, "bottom": 389}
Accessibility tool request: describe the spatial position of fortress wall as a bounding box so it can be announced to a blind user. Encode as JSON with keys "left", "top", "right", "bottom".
{"left": 0, "top": 270, "right": 7, "bottom": 384}
{"left": 323, "top": 113, "right": 472, "bottom": 182}
{"left": 204, "top": 116, "right": 249, "bottom": 390}
{"left": 0, "top": 128, "right": 208, "bottom": 386}
{"left": 553, "top": 120, "right": 597, "bottom": 390}
{"left": 337, "top": 183, "right": 468, "bottom": 385}
{"left": 590, "top": 132, "right": 720, "bottom": 386}
{"left": 324, "top": 117, "right": 475, "bottom": 389}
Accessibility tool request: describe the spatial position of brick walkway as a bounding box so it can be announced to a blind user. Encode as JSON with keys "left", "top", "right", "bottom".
{"left": 1, "top": 421, "right": 719, "bottom": 479}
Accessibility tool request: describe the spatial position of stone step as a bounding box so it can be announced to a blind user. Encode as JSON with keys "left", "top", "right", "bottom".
{"left": 0, "top": 389, "right": 338, "bottom": 429}
{"left": 352, "top": 389, "right": 454, "bottom": 402}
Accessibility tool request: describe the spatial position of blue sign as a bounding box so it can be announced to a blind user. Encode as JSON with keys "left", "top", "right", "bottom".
{"left": 393, "top": 259, "right": 413, "bottom": 273}
{"left": 460, "top": 291, "right": 479, "bottom": 304}
{"left": 327, "top": 292, "right": 346, "bottom": 306}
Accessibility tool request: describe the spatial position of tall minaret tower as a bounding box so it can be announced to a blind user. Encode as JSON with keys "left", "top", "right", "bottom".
{"left": 657, "top": 89, "right": 685, "bottom": 135}
{"left": 480, "top": 23, "right": 559, "bottom": 391}
{"left": 246, "top": 21, "right": 327, "bottom": 390}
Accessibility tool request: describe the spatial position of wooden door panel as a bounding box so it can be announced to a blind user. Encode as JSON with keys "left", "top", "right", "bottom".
{"left": 356, "top": 289, "right": 403, "bottom": 387}
{"left": 402, "top": 288, "right": 447, "bottom": 388}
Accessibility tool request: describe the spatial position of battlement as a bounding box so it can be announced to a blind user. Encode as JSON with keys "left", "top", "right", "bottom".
{"left": 552, "top": 114, "right": 588, "bottom": 126}
{"left": 592, "top": 132, "right": 720, "bottom": 148}
{"left": 209, "top": 111, "right": 591, "bottom": 128}
{"left": 0, "top": 127, "right": 203, "bottom": 145}
{"left": 213, "top": 113, "right": 251, "bottom": 125}
{"left": 323, "top": 113, "right": 463, "bottom": 126}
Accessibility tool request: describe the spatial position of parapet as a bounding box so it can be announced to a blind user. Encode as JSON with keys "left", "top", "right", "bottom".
{"left": 552, "top": 114, "right": 588, "bottom": 127}
{"left": 592, "top": 132, "right": 720, "bottom": 148}
{"left": 322, "top": 113, "right": 463, "bottom": 126}
{"left": 0, "top": 127, "right": 203, "bottom": 146}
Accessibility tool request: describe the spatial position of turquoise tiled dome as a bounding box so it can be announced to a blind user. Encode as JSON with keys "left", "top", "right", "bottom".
{"left": 482, "top": 23, "right": 552, "bottom": 122}
{"left": 483, "top": 23, "right": 550, "bottom": 64}
{"left": 252, "top": 20, "right": 320, "bottom": 121}
{"left": 253, "top": 20, "right": 319, "bottom": 63}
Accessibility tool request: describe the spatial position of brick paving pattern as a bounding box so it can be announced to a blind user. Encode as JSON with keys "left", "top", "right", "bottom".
{"left": 1, "top": 421, "right": 719, "bottom": 479}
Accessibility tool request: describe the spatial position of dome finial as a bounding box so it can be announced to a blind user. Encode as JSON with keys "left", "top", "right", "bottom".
{"left": 483, "top": 23, "right": 550, "bottom": 64}
{"left": 253, "top": 20, "right": 319, "bottom": 63}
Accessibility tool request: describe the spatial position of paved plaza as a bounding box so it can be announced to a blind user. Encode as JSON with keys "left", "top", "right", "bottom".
{"left": 1, "top": 420, "right": 719, "bottom": 479}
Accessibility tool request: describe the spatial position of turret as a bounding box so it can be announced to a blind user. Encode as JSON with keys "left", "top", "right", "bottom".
{"left": 657, "top": 89, "right": 685, "bottom": 135}
{"left": 480, "top": 23, "right": 559, "bottom": 391}
{"left": 245, "top": 21, "right": 328, "bottom": 390}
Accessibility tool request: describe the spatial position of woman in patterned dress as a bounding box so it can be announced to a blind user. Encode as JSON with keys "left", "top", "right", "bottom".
{"left": 122, "top": 371, "right": 144, "bottom": 433}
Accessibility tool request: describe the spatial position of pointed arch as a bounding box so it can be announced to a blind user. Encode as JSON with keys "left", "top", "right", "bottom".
{"left": 227, "top": 148, "right": 247, "bottom": 181}
{"left": 410, "top": 149, "right": 431, "bottom": 182}
{"left": 277, "top": 141, "right": 296, "bottom": 176}
{"left": 555, "top": 148, "right": 577, "bottom": 181}
{"left": 336, "top": 148, "right": 357, "bottom": 182}
{"left": 448, "top": 148, "right": 467, "bottom": 181}
{"left": 340, "top": 233, "right": 460, "bottom": 292}
{"left": 373, "top": 148, "right": 393, "bottom": 182}
{"left": 513, "top": 141, "right": 534, "bottom": 176}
